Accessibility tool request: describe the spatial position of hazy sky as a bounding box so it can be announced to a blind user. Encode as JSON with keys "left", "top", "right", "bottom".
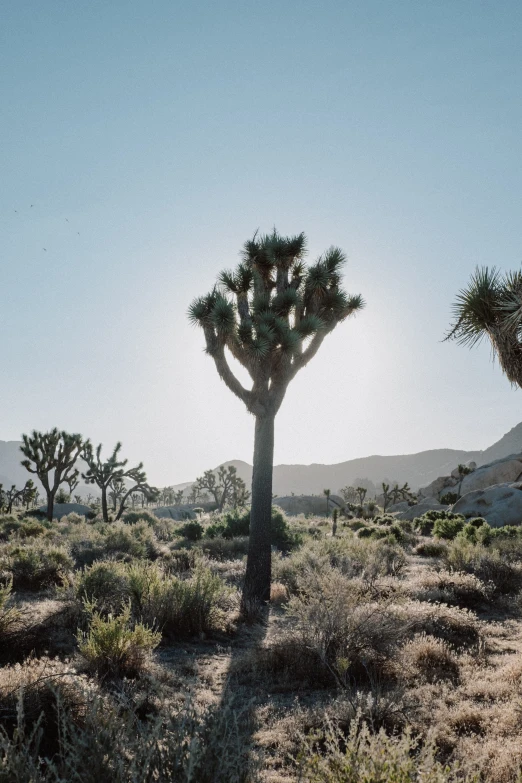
{"left": 2, "top": 1, "right": 522, "bottom": 485}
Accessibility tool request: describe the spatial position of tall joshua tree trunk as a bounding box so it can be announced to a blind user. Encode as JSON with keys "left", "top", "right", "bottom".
{"left": 244, "top": 413, "right": 275, "bottom": 604}
{"left": 189, "top": 230, "right": 364, "bottom": 611}
{"left": 101, "top": 487, "right": 109, "bottom": 523}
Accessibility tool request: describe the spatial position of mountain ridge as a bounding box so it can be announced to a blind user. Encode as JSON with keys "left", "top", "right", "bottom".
{"left": 3, "top": 422, "right": 522, "bottom": 498}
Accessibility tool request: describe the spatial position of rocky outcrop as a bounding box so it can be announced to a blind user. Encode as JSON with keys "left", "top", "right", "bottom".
{"left": 390, "top": 497, "right": 447, "bottom": 521}
{"left": 452, "top": 483, "right": 522, "bottom": 527}
{"left": 419, "top": 475, "right": 459, "bottom": 499}
{"left": 459, "top": 455, "right": 522, "bottom": 495}
{"left": 36, "top": 503, "right": 93, "bottom": 520}
{"left": 273, "top": 495, "right": 343, "bottom": 516}
{"left": 419, "top": 454, "right": 522, "bottom": 500}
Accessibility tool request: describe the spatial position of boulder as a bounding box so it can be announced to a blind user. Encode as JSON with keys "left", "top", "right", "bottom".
{"left": 450, "top": 460, "right": 477, "bottom": 479}
{"left": 36, "top": 503, "right": 93, "bottom": 520}
{"left": 419, "top": 475, "right": 458, "bottom": 499}
{"left": 273, "top": 495, "right": 343, "bottom": 516}
{"left": 154, "top": 504, "right": 197, "bottom": 520}
{"left": 392, "top": 497, "right": 447, "bottom": 521}
{"left": 459, "top": 455, "right": 522, "bottom": 495}
{"left": 452, "top": 482, "right": 522, "bottom": 527}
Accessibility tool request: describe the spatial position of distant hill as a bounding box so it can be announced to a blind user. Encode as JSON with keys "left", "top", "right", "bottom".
{"left": 3, "top": 422, "right": 522, "bottom": 498}
{"left": 190, "top": 423, "right": 522, "bottom": 495}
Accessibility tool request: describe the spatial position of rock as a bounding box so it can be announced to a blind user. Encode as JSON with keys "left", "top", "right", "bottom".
{"left": 273, "top": 495, "right": 343, "bottom": 516}
{"left": 419, "top": 475, "right": 458, "bottom": 499}
{"left": 392, "top": 497, "right": 447, "bottom": 521}
{"left": 36, "top": 503, "right": 93, "bottom": 520}
{"left": 459, "top": 455, "right": 522, "bottom": 495}
{"left": 154, "top": 505, "right": 197, "bottom": 520}
{"left": 452, "top": 482, "right": 522, "bottom": 527}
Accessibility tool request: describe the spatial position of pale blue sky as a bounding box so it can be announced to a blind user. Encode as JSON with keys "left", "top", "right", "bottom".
{"left": 1, "top": 1, "right": 521, "bottom": 484}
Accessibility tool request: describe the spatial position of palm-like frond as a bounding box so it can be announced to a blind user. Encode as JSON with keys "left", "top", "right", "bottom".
{"left": 446, "top": 266, "right": 502, "bottom": 347}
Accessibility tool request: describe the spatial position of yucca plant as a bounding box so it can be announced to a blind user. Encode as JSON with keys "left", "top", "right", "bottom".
{"left": 189, "top": 230, "right": 364, "bottom": 606}
{"left": 447, "top": 266, "right": 522, "bottom": 387}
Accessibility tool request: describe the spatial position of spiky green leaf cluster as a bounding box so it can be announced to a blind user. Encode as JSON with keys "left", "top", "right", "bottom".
{"left": 189, "top": 230, "right": 364, "bottom": 370}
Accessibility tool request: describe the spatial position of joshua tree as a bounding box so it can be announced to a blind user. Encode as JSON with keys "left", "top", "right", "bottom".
{"left": 381, "top": 482, "right": 393, "bottom": 513}
{"left": 174, "top": 489, "right": 185, "bottom": 505}
{"left": 355, "top": 486, "right": 367, "bottom": 506}
{"left": 21, "top": 429, "right": 86, "bottom": 521}
{"left": 195, "top": 465, "right": 246, "bottom": 511}
{"left": 2, "top": 480, "right": 36, "bottom": 513}
{"left": 447, "top": 266, "right": 522, "bottom": 387}
{"left": 189, "top": 230, "right": 364, "bottom": 604}
{"left": 332, "top": 507, "right": 338, "bottom": 537}
{"left": 82, "top": 442, "right": 156, "bottom": 523}
{"left": 340, "top": 485, "right": 358, "bottom": 506}
{"left": 323, "top": 488, "right": 331, "bottom": 517}
{"left": 455, "top": 463, "right": 473, "bottom": 498}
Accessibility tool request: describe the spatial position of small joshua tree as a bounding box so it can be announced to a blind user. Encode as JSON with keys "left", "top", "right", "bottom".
{"left": 189, "top": 230, "right": 364, "bottom": 605}
{"left": 174, "top": 489, "right": 184, "bottom": 505}
{"left": 323, "top": 488, "right": 331, "bottom": 517}
{"left": 82, "top": 442, "right": 157, "bottom": 523}
{"left": 356, "top": 486, "right": 367, "bottom": 506}
{"left": 195, "top": 465, "right": 242, "bottom": 511}
{"left": 21, "top": 429, "right": 86, "bottom": 521}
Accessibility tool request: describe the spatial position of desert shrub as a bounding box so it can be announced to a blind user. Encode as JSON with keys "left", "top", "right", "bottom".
{"left": 270, "top": 581, "right": 289, "bottom": 606}
{"left": 78, "top": 602, "right": 161, "bottom": 678}
{"left": 77, "top": 560, "right": 232, "bottom": 638}
{"left": 205, "top": 507, "right": 299, "bottom": 551}
{"left": 372, "top": 514, "right": 396, "bottom": 526}
{"left": 282, "top": 570, "right": 408, "bottom": 685}
{"left": 404, "top": 601, "right": 481, "bottom": 650}
{"left": 440, "top": 491, "right": 460, "bottom": 505}
{"left": 414, "top": 541, "right": 448, "bottom": 558}
{"left": 0, "top": 686, "right": 255, "bottom": 783}
{"left": 0, "top": 515, "right": 23, "bottom": 540}
{"left": 178, "top": 520, "right": 204, "bottom": 541}
{"left": 0, "top": 579, "right": 19, "bottom": 635}
{"left": 445, "top": 539, "right": 522, "bottom": 595}
{"left": 104, "top": 521, "right": 160, "bottom": 560}
{"left": 59, "top": 512, "right": 87, "bottom": 525}
{"left": 356, "top": 526, "right": 372, "bottom": 539}
{"left": 139, "top": 565, "right": 233, "bottom": 638}
{"left": 64, "top": 523, "right": 107, "bottom": 567}
{"left": 432, "top": 515, "right": 465, "bottom": 540}
{"left": 199, "top": 536, "right": 249, "bottom": 560}
{"left": 4, "top": 544, "right": 73, "bottom": 590}
{"left": 296, "top": 719, "right": 472, "bottom": 782}
{"left": 162, "top": 547, "right": 200, "bottom": 573}
{"left": 399, "top": 633, "right": 460, "bottom": 683}
{"left": 122, "top": 509, "right": 158, "bottom": 526}
{"left": 409, "top": 570, "right": 493, "bottom": 609}
{"left": 415, "top": 510, "right": 464, "bottom": 536}
{"left": 274, "top": 536, "right": 406, "bottom": 595}
{"left": 16, "top": 519, "right": 47, "bottom": 539}
{"left": 76, "top": 560, "right": 130, "bottom": 614}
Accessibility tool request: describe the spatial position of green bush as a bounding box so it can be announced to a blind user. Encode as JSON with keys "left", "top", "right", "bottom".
{"left": 4, "top": 544, "right": 73, "bottom": 591}
{"left": 78, "top": 602, "right": 161, "bottom": 678}
{"left": 414, "top": 541, "right": 447, "bottom": 558}
{"left": 440, "top": 491, "right": 460, "bottom": 505}
{"left": 432, "top": 514, "right": 465, "bottom": 540}
{"left": 76, "top": 560, "right": 232, "bottom": 638}
{"left": 76, "top": 560, "right": 129, "bottom": 614}
{"left": 415, "top": 510, "right": 465, "bottom": 536}
{"left": 204, "top": 507, "right": 299, "bottom": 551}
{"left": 121, "top": 509, "right": 158, "bottom": 526}
{"left": 178, "top": 521, "right": 204, "bottom": 541}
